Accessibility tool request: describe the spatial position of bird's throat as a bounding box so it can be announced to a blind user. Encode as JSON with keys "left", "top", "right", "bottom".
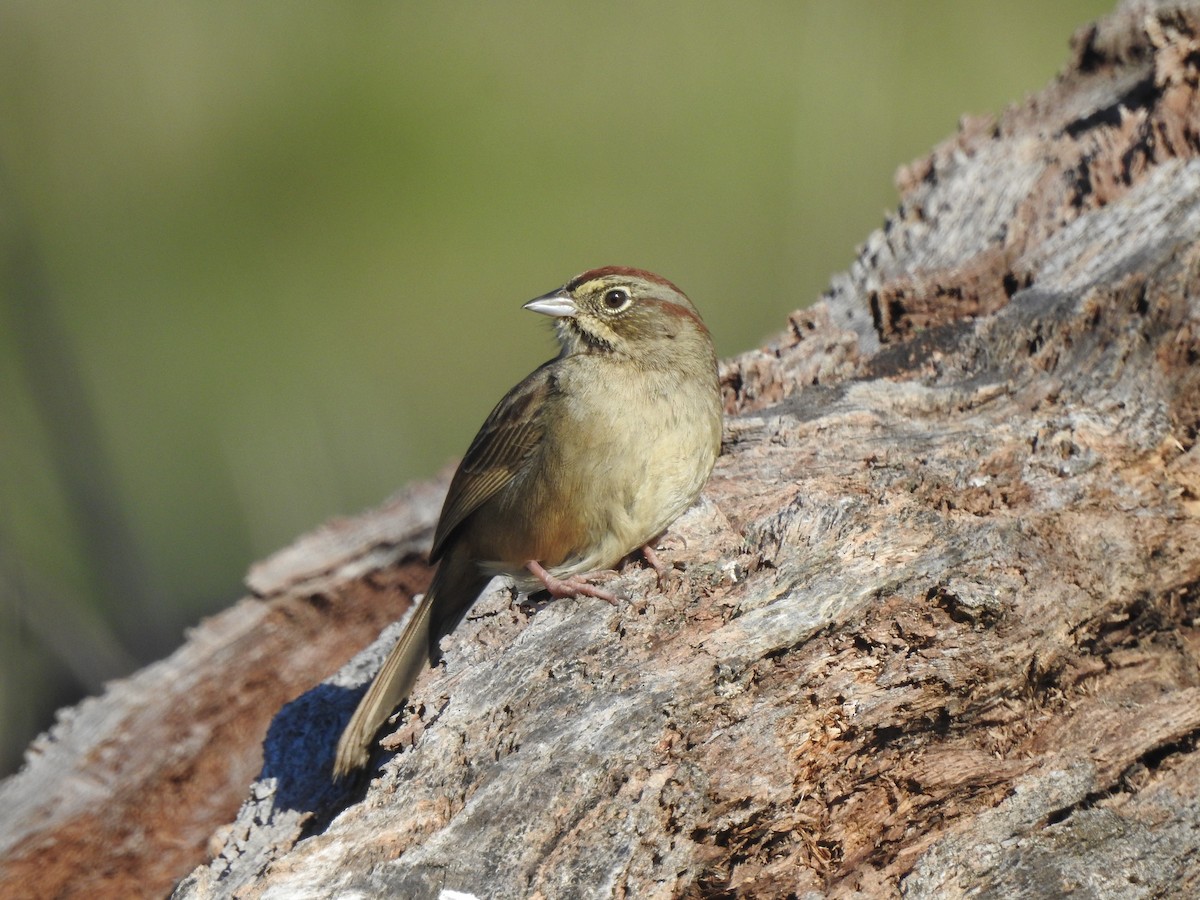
{"left": 560, "top": 317, "right": 616, "bottom": 355}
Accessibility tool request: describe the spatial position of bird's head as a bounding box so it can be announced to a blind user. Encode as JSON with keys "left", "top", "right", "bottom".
{"left": 524, "top": 266, "right": 714, "bottom": 367}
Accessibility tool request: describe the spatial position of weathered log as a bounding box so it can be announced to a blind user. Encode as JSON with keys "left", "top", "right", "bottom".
{"left": 5, "top": 1, "right": 1200, "bottom": 897}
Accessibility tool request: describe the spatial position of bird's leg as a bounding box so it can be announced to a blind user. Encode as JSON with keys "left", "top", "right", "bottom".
{"left": 619, "top": 532, "right": 685, "bottom": 586}
{"left": 525, "top": 560, "right": 619, "bottom": 605}
{"left": 638, "top": 543, "right": 671, "bottom": 587}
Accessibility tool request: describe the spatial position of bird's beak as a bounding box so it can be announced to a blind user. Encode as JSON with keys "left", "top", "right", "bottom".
{"left": 523, "top": 289, "right": 578, "bottom": 318}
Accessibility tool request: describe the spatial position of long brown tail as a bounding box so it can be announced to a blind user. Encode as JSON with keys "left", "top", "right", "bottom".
{"left": 332, "top": 546, "right": 487, "bottom": 779}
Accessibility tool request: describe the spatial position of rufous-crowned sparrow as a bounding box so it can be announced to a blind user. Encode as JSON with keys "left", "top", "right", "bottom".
{"left": 333, "top": 266, "right": 722, "bottom": 778}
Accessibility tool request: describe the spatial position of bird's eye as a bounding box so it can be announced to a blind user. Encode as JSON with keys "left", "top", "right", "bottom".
{"left": 602, "top": 288, "right": 631, "bottom": 311}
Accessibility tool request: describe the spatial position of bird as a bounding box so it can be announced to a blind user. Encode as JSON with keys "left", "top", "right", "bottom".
{"left": 332, "top": 266, "right": 722, "bottom": 779}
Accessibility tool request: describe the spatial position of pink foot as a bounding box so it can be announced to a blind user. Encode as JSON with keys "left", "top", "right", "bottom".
{"left": 525, "top": 560, "right": 619, "bottom": 605}
{"left": 638, "top": 543, "right": 671, "bottom": 585}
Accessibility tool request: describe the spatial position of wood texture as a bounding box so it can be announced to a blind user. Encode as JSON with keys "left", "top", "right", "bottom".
{"left": 5, "top": 2, "right": 1200, "bottom": 897}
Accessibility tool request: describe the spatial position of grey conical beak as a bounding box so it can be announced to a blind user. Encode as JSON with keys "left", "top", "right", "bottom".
{"left": 523, "top": 290, "right": 578, "bottom": 318}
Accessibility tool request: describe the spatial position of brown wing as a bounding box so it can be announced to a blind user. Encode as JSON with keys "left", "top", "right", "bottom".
{"left": 430, "top": 360, "right": 555, "bottom": 560}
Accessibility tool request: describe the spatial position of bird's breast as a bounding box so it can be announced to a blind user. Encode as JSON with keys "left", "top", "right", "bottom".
{"left": 475, "top": 358, "right": 719, "bottom": 584}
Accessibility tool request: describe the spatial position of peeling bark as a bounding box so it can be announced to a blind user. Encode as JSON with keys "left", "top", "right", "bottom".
{"left": 4, "top": 2, "right": 1200, "bottom": 898}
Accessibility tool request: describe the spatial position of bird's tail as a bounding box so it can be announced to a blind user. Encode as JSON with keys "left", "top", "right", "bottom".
{"left": 332, "top": 545, "right": 487, "bottom": 779}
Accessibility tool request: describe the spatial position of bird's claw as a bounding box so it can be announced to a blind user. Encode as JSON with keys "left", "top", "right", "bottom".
{"left": 639, "top": 543, "right": 672, "bottom": 587}
{"left": 526, "top": 560, "right": 619, "bottom": 605}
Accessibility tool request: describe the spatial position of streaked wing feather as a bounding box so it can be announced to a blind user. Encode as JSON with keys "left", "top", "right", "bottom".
{"left": 430, "top": 362, "right": 553, "bottom": 559}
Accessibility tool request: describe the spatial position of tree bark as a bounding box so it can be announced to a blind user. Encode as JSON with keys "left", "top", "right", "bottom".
{"left": 5, "top": 1, "right": 1200, "bottom": 897}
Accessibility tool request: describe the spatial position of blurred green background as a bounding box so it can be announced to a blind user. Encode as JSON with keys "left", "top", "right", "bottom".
{"left": 0, "top": 1, "right": 1109, "bottom": 775}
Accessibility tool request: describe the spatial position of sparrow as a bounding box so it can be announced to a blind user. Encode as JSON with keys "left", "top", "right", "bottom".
{"left": 333, "top": 266, "right": 722, "bottom": 778}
